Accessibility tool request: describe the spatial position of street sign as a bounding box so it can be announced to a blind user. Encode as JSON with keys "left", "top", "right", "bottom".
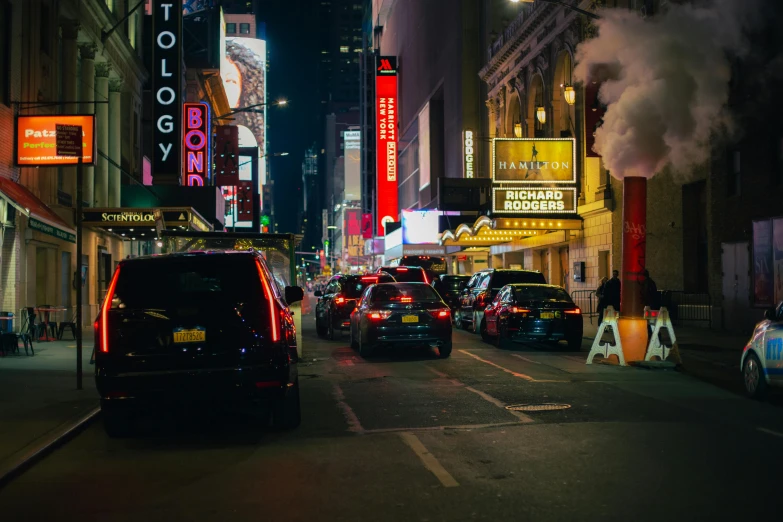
{"left": 55, "top": 124, "right": 83, "bottom": 157}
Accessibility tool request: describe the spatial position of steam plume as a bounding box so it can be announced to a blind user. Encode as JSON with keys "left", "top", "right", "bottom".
{"left": 574, "top": 0, "right": 754, "bottom": 179}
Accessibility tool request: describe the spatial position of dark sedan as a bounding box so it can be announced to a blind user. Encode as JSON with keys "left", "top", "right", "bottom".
{"left": 349, "top": 283, "right": 452, "bottom": 358}
{"left": 483, "top": 284, "right": 583, "bottom": 350}
{"left": 315, "top": 273, "right": 396, "bottom": 339}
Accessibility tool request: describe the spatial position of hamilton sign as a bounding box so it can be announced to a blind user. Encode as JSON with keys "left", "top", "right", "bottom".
{"left": 492, "top": 138, "right": 576, "bottom": 183}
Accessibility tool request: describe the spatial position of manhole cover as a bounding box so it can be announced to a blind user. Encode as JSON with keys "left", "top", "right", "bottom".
{"left": 505, "top": 403, "right": 571, "bottom": 412}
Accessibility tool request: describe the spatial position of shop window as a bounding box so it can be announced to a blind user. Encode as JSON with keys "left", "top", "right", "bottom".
{"left": 226, "top": 23, "right": 236, "bottom": 34}
{"left": 239, "top": 23, "right": 250, "bottom": 34}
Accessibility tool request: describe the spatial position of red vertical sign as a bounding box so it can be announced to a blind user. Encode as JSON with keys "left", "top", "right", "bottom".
{"left": 182, "top": 102, "right": 211, "bottom": 186}
{"left": 376, "top": 56, "right": 399, "bottom": 234}
{"left": 361, "top": 213, "right": 373, "bottom": 239}
{"left": 214, "top": 125, "right": 239, "bottom": 186}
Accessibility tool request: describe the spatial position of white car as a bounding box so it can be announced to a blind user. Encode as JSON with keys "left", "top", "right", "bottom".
{"left": 741, "top": 301, "right": 783, "bottom": 398}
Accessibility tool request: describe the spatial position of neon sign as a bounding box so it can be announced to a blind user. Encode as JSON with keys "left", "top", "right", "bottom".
{"left": 375, "top": 55, "right": 399, "bottom": 234}
{"left": 152, "top": 2, "right": 182, "bottom": 183}
{"left": 182, "top": 102, "right": 211, "bottom": 186}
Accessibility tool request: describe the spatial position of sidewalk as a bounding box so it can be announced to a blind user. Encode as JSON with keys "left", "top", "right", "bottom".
{"left": 582, "top": 316, "right": 749, "bottom": 352}
{"left": 0, "top": 333, "right": 99, "bottom": 483}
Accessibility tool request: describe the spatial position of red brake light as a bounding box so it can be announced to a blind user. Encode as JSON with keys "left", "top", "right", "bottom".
{"left": 430, "top": 309, "right": 450, "bottom": 319}
{"left": 565, "top": 308, "right": 582, "bottom": 315}
{"left": 361, "top": 276, "right": 378, "bottom": 282}
{"left": 396, "top": 267, "right": 408, "bottom": 271}
{"left": 336, "top": 296, "right": 346, "bottom": 304}
{"left": 99, "top": 266, "right": 122, "bottom": 353}
{"left": 510, "top": 307, "right": 531, "bottom": 314}
{"left": 368, "top": 310, "right": 392, "bottom": 320}
{"left": 400, "top": 297, "right": 412, "bottom": 303}
{"left": 256, "top": 260, "right": 280, "bottom": 342}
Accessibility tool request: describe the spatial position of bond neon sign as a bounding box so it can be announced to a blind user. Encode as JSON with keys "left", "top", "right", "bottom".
{"left": 182, "top": 102, "right": 211, "bottom": 186}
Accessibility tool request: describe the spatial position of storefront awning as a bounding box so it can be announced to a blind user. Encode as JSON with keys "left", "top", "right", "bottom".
{"left": 440, "top": 215, "right": 582, "bottom": 247}
{"left": 82, "top": 207, "right": 213, "bottom": 240}
{"left": 0, "top": 176, "right": 76, "bottom": 243}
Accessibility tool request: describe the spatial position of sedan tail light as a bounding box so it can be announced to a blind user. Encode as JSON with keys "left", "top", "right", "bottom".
{"left": 368, "top": 310, "right": 393, "bottom": 320}
{"left": 429, "top": 308, "right": 451, "bottom": 319}
{"left": 509, "top": 307, "right": 531, "bottom": 315}
{"left": 565, "top": 308, "right": 582, "bottom": 315}
{"left": 335, "top": 296, "right": 346, "bottom": 305}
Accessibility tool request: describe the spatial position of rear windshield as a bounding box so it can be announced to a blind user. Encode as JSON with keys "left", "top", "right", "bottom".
{"left": 113, "top": 255, "right": 262, "bottom": 309}
{"left": 383, "top": 267, "right": 427, "bottom": 283}
{"left": 371, "top": 284, "right": 441, "bottom": 303}
{"left": 342, "top": 275, "right": 395, "bottom": 298}
{"left": 441, "top": 276, "right": 469, "bottom": 291}
{"left": 514, "top": 286, "right": 572, "bottom": 302}
{"left": 491, "top": 271, "right": 546, "bottom": 288}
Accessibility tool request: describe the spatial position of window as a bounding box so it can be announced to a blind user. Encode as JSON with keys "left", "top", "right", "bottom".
{"left": 340, "top": 46, "right": 349, "bottom": 53}
{"left": 0, "top": 2, "right": 10, "bottom": 106}
{"left": 40, "top": 3, "right": 50, "bottom": 55}
{"left": 226, "top": 22, "right": 236, "bottom": 33}
{"left": 727, "top": 150, "right": 741, "bottom": 196}
{"left": 239, "top": 23, "right": 250, "bottom": 34}
{"left": 127, "top": 10, "right": 137, "bottom": 49}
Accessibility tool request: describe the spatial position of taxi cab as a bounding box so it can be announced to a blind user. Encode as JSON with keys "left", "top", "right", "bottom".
{"left": 741, "top": 301, "right": 783, "bottom": 398}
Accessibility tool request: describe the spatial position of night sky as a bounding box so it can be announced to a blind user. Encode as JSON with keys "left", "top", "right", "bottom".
{"left": 256, "top": 0, "right": 323, "bottom": 234}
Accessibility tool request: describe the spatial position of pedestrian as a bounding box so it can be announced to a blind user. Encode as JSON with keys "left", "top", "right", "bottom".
{"left": 596, "top": 277, "right": 608, "bottom": 324}
{"left": 604, "top": 270, "right": 622, "bottom": 315}
{"left": 641, "top": 269, "right": 660, "bottom": 310}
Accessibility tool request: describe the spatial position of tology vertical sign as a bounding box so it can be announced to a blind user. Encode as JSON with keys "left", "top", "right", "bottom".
{"left": 182, "top": 102, "right": 211, "bottom": 186}
{"left": 152, "top": 2, "right": 182, "bottom": 183}
{"left": 375, "top": 56, "right": 399, "bottom": 234}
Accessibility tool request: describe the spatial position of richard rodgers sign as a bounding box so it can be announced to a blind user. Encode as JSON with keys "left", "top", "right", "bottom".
{"left": 493, "top": 188, "right": 577, "bottom": 214}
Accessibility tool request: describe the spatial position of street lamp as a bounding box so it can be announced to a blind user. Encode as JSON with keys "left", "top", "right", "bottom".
{"left": 513, "top": 121, "right": 523, "bottom": 138}
{"left": 216, "top": 99, "right": 289, "bottom": 120}
{"left": 536, "top": 105, "right": 547, "bottom": 124}
{"left": 563, "top": 85, "right": 576, "bottom": 106}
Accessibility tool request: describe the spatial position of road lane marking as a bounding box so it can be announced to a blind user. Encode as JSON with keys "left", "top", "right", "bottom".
{"left": 758, "top": 427, "right": 783, "bottom": 439}
{"left": 511, "top": 354, "right": 541, "bottom": 364}
{"left": 332, "top": 384, "right": 364, "bottom": 434}
{"left": 399, "top": 431, "right": 459, "bottom": 488}
{"left": 465, "top": 386, "right": 534, "bottom": 423}
{"left": 425, "top": 366, "right": 449, "bottom": 378}
{"left": 364, "top": 421, "right": 526, "bottom": 434}
{"left": 459, "top": 350, "right": 535, "bottom": 381}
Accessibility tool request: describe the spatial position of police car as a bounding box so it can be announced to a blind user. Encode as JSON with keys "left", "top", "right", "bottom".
{"left": 741, "top": 301, "right": 783, "bottom": 398}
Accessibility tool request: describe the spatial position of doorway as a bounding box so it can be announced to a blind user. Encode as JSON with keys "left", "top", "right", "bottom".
{"left": 721, "top": 242, "right": 751, "bottom": 332}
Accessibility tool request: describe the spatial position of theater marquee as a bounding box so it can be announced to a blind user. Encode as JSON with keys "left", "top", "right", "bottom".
{"left": 492, "top": 138, "right": 576, "bottom": 183}
{"left": 492, "top": 187, "right": 577, "bottom": 214}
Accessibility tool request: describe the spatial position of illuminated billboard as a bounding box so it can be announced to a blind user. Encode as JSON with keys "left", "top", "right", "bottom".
{"left": 15, "top": 115, "right": 95, "bottom": 166}
{"left": 375, "top": 55, "right": 399, "bottom": 234}
{"left": 492, "top": 138, "right": 576, "bottom": 183}
{"left": 182, "top": 102, "right": 211, "bottom": 186}
{"left": 492, "top": 187, "right": 577, "bottom": 214}
{"left": 344, "top": 130, "right": 361, "bottom": 202}
{"left": 402, "top": 210, "right": 440, "bottom": 245}
{"left": 152, "top": 2, "right": 183, "bottom": 183}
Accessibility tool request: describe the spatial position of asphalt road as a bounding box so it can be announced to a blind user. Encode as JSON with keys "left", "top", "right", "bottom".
{"left": 2, "top": 312, "right": 783, "bottom": 522}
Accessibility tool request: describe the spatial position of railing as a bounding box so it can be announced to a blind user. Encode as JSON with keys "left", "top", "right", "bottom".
{"left": 571, "top": 290, "right": 598, "bottom": 320}
{"left": 659, "top": 291, "right": 711, "bottom": 325}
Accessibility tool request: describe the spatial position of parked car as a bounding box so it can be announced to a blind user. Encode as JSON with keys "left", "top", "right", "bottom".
{"left": 349, "top": 282, "right": 452, "bottom": 358}
{"left": 457, "top": 268, "right": 546, "bottom": 334}
{"left": 377, "top": 265, "right": 429, "bottom": 283}
{"left": 741, "top": 301, "right": 783, "bottom": 398}
{"left": 432, "top": 275, "right": 471, "bottom": 316}
{"left": 483, "top": 284, "right": 583, "bottom": 350}
{"left": 314, "top": 273, "right": 396, "bottom": 339}
{"left": 93, "top": 251, "right": 304, "bottom": 437}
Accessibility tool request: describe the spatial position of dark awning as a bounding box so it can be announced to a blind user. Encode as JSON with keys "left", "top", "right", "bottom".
{"left": 0, "top": 176, "right": 76, "bottom": 243}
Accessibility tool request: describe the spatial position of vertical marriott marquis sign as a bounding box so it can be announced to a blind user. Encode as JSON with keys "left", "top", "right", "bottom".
{"left": 152, "top": 3, "right": 182, "bottom": 183}
{"left": 375, "top": 56, "right": 399, "bottom": 233}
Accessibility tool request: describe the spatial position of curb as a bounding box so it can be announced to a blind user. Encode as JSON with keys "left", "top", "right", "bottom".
{"left": 0, "top": 407, "right": 101, "bottom": 490}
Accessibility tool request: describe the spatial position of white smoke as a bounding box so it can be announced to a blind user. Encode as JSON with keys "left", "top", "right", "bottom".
{"left": 573, "top": 0, "right": 754, "bottom": 179}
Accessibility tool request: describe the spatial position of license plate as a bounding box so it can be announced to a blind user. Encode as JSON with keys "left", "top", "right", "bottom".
{"left": 540, "top": 312, "right": 554, "bottom": 320}
{"left": 402, "top": 315, "right": 419, "bottom": 324}
{"left": 173, "top": 329, "right": 206, "bottom": 343}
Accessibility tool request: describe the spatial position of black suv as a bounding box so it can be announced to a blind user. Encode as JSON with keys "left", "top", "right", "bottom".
{"left": 377, "top": 266, "right": 429, "bottom": 283}
{"left": 457, "top": 269, "right": 546, "bottom": 336}
{"left": 432, "top": 274, "right": 471, "bottom": 314}
{"left": 315, "top": 273, "right": 395, "bottom": 339}
{"left": 93, "top": 251, "right": 304, "bottom": 437}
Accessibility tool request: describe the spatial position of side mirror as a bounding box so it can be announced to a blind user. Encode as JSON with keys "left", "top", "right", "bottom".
{"left": 314, "top": 290, "right": 323, "bottom": 297}
{"left": 285, "top": 286, "right": 305, "bottom": 304}
{"left": 764, "top": 307, "right": 777, "bottom": 321}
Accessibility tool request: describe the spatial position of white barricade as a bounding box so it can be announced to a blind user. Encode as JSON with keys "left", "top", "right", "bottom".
{"left": 645, "top": 306, "right": 676, "bottom": 362}
{"left": 586, "top": 306, "right": 626, "bottom": 366}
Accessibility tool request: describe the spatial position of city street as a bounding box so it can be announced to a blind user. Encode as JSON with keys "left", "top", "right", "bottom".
{"left": 1, "top": 310, "right": 782, "bottom": 522}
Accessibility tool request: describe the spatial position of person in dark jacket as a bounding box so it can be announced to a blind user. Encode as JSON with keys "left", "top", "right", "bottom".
{"left": 596, "top": 277, "right": 608, "bottom": 325}
{"left": 604, "top": 270, "right": 622, "bottom": 315}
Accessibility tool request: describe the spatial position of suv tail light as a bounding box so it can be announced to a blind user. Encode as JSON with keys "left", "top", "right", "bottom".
{"left": 256, "top": 260, "right": 280, "bottom": 342}
{"left": 335, "top": 296, "right": 346, "bottom": 305}
{"left": 97, "top": 267, "right": 122, "bottom": 353}
{"left": 429, "top": 308, "right": 450, "bottom": 319}
{"left": 565, "top": 308, "right": 582, "bottom": 315}
{"left": 368, "top": 310, "right": 393, "bottom": 320}
{"left": 509, "top": 307, "right": 531, "bottom": 316}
